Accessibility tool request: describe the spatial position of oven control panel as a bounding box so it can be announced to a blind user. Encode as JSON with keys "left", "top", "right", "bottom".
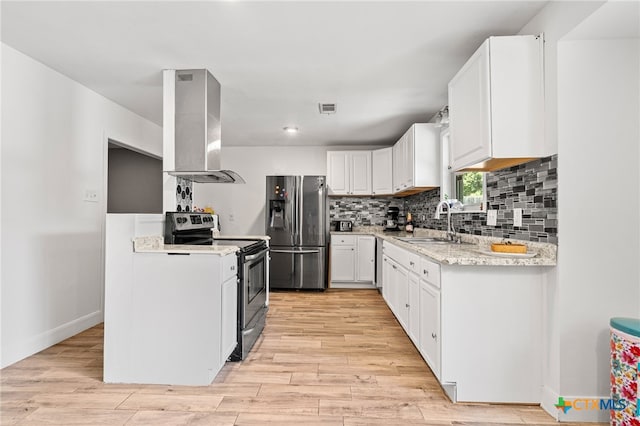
{"left": 168, "top": 212, "right": 215, "bottom": 231}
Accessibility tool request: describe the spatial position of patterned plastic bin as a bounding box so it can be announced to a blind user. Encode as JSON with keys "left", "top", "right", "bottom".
{"left": 610, "top": 317, "right": 640, "bottom": 425}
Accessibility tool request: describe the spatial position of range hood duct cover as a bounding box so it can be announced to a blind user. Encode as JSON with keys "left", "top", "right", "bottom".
{"left": 163, "top": 69, "right": 245, "bottom": 184}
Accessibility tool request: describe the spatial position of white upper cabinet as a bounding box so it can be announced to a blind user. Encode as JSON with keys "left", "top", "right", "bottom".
{"left": 392, "top": 124, "right": 440, "bottom": 196}
{"left": 448, "top": 35, "right": 544, "bottom": 172}
{"left": 327, "top": 151, "right": 372, "bottom": 196}
{"left": 372, "top": 147, "right": 393, "bottom": 196}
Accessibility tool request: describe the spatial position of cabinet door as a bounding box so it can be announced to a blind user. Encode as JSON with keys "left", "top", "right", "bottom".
{"left": 395, "top": 265, "right": 409, "bottom": 330}
{"left": 404, "top": 127, "right": 415, "bottom": 189}
{"left": 448, "top": 39, "right": 491, "bottom": 171}
{"left": 372, "top": 147, "right": 393, "bottom": 195}
{"left": 407, "top": 272, "right": 420, "bottom": 345}
{"left": 327, "top": 151, "right": 350, "bottom": 195}
{"left": 382, "top": 255, "right": 392, "bottom": 304}
{"left": 350, "top": 151, "right": 372, "bottom": 195}
{"left": 392, "top": 137, "right": 404, "bottom": 192}
{"left": 356, "top": 236, "right": 375, "bottom": 282}
{"left": 221, "top": 275, "right": 238, "bottom": 363}
{"left": 420, "top": 280, "right": 441, "bottom": 379}
{"left": 330, "top": 245, "right": 356, "bottom": 281}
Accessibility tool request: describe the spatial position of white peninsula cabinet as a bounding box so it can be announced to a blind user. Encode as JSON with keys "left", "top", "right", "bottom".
{"left": 448, "top": 35, "right": 544, "bottom": 171}
{"left": 382, "top": 240, "right": 543, "bottom": 403}
{"left": 330, "top": 234, "right": 375, "bottom": 287}
{"left": 392, "top": 123, "right": 440, "bottom": 196}
{"left": 104, "top": 214, "right": 238, "bottom": 386}
{"left": 327, "top": 151, "right": 372, "bottom": 196}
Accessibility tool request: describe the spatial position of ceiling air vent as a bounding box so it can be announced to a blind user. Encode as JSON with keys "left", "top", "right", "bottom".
{"left": 318, "top": 103, "right": 337, "bottom": 114}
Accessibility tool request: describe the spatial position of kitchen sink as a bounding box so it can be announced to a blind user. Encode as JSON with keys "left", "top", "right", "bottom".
{"left": 395, "top": 236, "right": 473, "bottom": 246}
{"left": 395, "top": 237, "right": 446, "bottom": 243}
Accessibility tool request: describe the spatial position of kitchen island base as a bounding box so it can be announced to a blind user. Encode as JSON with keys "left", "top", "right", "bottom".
{"left": 103, "top": 214, "right": 237, "bottom": 386}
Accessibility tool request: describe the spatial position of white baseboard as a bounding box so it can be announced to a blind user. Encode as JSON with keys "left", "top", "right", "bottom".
{"left": 541, "top": 386, "right": 612, "bottom": 423}
{"left": 1, "top": 310, "right": 103, "bottom": 368}
{"left": 330, "top": 282, "right": 376, "bottom": 289}
{"left": 541, "top": 386, "right": 560, "bottom": 421}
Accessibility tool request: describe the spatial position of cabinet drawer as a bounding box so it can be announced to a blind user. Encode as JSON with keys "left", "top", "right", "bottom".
{"left": 420, "top": 257, "right": 441, "bottom": 288}
{"left": 332, "top": 235, "right": 356, "bottom": 246}
{"left": 222, "top": 253, "right": 238, "bottom": 282}
{"left": 401, "top": 252, "right": 420, "bottom": 275}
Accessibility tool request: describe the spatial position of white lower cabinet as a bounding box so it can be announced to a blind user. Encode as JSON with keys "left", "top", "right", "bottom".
{"left": 381, "top": 239, "right": 543, "bottom": 404}
{"left": 331, "top": 244, "right": 356, "bottom": 281}
{"left": 407, "top": 272, "right": 420, "bottom": 346}
{"left": 220, "top": 274, "right": 238, "bottom": 363}
{"left": 330, "top": 235, "right": 375, "bottom": 285}
{"left": 419, "top": 279, "right": 440, "bottom": 380}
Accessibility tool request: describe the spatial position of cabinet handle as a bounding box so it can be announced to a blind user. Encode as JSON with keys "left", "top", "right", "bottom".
{"left": 392, "top": 265, "right": 397, "bottom": 270}
{"left": 406, "top": 303, "right": 410, "bottom": 308}
{"left": 423, "top": 269, "right": 429, "bottom": 275}
{"left": 448, "top": 166, "right": 452, "bottom": 170}
{"left": 409, "top": 261, "right": 415, "bottom": 266}
{"left": 432, "top": 333, "right": 437, "bottom": 339}
{"left": 231, "top": 266, "right": 235, "bottom": 271}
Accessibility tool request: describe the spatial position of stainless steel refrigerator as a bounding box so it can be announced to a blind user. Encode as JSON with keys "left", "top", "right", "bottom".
{"left": 266, "top": 176, "right": 328, "bottom": 290}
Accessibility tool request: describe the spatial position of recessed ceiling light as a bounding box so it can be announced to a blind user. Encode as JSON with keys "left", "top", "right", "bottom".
{"left": 283, "top": 126, "right": 299, "bottom": 134}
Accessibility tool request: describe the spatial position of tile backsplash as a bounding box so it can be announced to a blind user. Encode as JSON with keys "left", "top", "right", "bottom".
{"left": 329, "top": 197, "right": 405, "bottom": 226}
{"left": 175, "top": 177, "right": 193, "bottom": 212}
{"left": 329, "top": 155, "right": 558, "bottom": 244}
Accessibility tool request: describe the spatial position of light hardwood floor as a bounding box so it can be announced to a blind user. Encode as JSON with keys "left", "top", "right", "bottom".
{"left": 1, "top": 289, "right": 601, "bottom": 425}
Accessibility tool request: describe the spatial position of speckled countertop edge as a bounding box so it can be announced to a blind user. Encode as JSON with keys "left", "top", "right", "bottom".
{"left": 133, "top": 236, "right": 239, "bottom": 256}
{"left": 331, "top": 227, "right": 557, "bottom": 266}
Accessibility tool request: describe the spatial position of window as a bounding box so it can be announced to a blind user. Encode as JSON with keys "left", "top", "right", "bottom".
{"left": 453, "top": 171, "right": 486, "bottom": 211}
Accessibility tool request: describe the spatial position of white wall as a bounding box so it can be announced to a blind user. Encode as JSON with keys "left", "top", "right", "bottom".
{"left": 517, "top": 2, "right": 606, "bottom": 418}
{"left": 194, "top": 145, "right": 370, "bottom": 236}
{"left": 556, "top": 37, "right": 639, "bottom": 421}
{"left": 0, "top": 44, "right": 162, "bottom": 368}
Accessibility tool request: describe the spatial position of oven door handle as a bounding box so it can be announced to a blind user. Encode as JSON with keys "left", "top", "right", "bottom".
{"left": 244, "top": 248, "right": 270, "bottom": 261}
{"left": 270, "top": 249, "right": 319, "bottom": 254}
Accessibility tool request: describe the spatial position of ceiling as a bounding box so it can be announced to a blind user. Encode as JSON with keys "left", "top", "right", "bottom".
{"left": 1, "top": 1, "right": 549, "bottom": 147}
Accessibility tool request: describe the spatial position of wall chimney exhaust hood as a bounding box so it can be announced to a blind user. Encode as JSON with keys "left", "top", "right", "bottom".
{"left": 163, "top": 69, "right": 244, "bottom": 184}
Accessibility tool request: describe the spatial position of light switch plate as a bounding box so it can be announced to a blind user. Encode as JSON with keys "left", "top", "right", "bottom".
{"left": 513, "top": 208, "right": 523, "bottom": 227}
{"left": 83, "top": 189, "right": 98, "bottom": 203}
{"left": 487, "top": 210, "right": 497, "bottom": 226}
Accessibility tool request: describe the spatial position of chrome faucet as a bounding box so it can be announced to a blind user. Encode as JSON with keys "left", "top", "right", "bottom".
{"left": 434, "top": 200, "right": 457, "bottom": 242}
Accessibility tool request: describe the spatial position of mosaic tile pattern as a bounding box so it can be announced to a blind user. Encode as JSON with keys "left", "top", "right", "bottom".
{"left": 406, "top": 155, "right": 558, "bottom": 244}
{"left": 175, "top": 177, "right": 193, "bottom": 212}
{"left": 329, "top": 197, "right": 405, "bottom": 227}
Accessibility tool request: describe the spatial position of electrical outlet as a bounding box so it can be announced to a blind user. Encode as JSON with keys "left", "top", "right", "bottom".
{"left": 421, "top": 214, "right": 426, "bottom": 221}
{"left": 487, "top": 210, "right": 497, "bottom": 226}
{"left": 513, "top": 208, "right": 523, "bottom": 227}
{"left": 83, "top": 189, "right": 98, "bottom": 203}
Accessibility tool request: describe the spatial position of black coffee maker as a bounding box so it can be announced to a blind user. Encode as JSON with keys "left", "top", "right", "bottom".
{"left": 384, "top": 207, "right": 400, "bottom": 231}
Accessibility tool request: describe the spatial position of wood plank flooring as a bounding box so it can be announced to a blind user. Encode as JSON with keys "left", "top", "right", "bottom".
{"left": 1, "top": 289, "right": 602, "bottom": 425}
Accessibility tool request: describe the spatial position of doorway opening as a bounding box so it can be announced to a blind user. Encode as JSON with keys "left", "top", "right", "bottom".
{"left": 107, "top": 140, "right": 162, "bottom": 213}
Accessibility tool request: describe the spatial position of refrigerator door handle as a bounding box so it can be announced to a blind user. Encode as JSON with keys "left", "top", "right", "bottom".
{"left": 297, "top": 176, "right": 303, "bottom": 245}
{"left": 271, "top": 249, "right": 320, "bottom": 254}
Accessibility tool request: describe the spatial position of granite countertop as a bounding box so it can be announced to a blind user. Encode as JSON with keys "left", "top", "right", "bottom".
{"left": 133, "top": 236, "right": 238, "bottom": 256}
{"left": 331, "top": 227, "right": 557, "bottom": 266}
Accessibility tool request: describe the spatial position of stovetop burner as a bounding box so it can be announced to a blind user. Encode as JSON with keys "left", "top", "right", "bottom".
{"left": 164, "top": 212, "right": 266, "bottom": 254}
